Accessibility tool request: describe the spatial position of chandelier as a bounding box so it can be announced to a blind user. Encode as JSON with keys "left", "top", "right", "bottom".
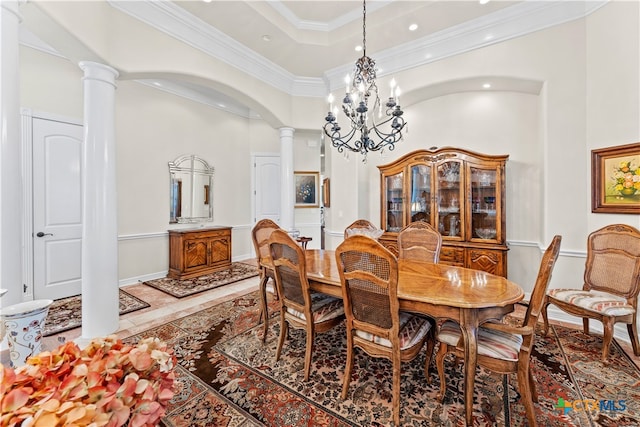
{"left": 323, "top": 0, "right": 406, "bottom": 160}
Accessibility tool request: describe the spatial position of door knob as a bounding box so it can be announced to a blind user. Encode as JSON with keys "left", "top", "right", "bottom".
{"left": 36, "top": 232, "right": 53, "bottom": 237}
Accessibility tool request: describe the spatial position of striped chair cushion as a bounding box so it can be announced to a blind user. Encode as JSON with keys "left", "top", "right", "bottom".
{"left": 438, "top": 320, "right": 523, "bottom": 362}
{"left": 355, "top": 313, "right": 432, "bottom": 350}
{"left": 548, "top": 289, "right": 635, "bottom": 316}
{"left": 286, "top": 294, "right": 344, "bottom": 323}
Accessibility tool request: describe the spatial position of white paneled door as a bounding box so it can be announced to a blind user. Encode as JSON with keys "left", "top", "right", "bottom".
{"left": 254, "top": 155, "right": 281, "bottom": 223}
{"left": 32, "top": 117, "right": 83, "bottom": 300}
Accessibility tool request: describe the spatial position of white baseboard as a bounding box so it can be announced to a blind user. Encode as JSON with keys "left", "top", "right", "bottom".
{"left": 119, "top": 271, "right": 168, "bottom": 287}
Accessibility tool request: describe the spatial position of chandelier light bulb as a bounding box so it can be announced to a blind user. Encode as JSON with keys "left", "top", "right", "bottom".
{"left": 344, "top": 74, "right": 351, "bottom": 87}
{"left": 389, "top": 78, "right": 396, "bottom": 97}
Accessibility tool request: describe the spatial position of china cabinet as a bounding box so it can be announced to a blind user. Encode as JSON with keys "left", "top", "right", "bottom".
{"left": 168, "top": 226, "right": 232, "bottom": 279}
{"left": 378, "top": 147, "right": 509, "bottom": 277}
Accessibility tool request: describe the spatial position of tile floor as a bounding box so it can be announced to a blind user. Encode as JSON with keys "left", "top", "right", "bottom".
{"left": 8, "top": 260, "right": 640, "bottom": 372}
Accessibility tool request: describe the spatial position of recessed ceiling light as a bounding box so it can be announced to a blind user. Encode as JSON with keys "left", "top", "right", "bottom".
{"left": 355, "top": 45, "right": 363, "bottom": 52}
{"left": 217, "top": 103, "right": 226, "bottom": 108}
{"left": 479, "top": 0, "right": 491, "bottom": 4}
{"left": 262, "top": 35, "right": 272, "bottom": 42}
{"left": 484, "top": 34, "right": 494, "bottom": 41}
{"left": 203, "top": 0, "right": 213, "bottom": 3}
{"left": 409, "top": 24, "right": 418, "bottom": 31}
{"left": 483, "top": 83, "right": 491, "bottom": 89}
{"left": 425, "top": 53, "right": 433, "bottom": 59}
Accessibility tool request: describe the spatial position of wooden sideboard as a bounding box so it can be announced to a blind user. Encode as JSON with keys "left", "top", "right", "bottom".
{"left": 168, "top": 226, "right": 232, "bottom": 279}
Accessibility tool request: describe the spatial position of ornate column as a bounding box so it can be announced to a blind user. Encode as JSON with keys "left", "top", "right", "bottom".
{"left": 0, "top": 1, "right": 23, "bottom": 307}
{"left": 78, "top": 62, "right": 119, "bottom": 341}
{"left": 279, "top": 127, "right": 297, "bottom": 234}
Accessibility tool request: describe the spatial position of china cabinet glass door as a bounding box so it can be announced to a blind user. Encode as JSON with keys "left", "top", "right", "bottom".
{"left": 409, "top": 164, "right": 431, "bottom": 224}
{"left": 385, "top": 172, "right": 404, "bottom": 232}
{"left": 470, "top": 166, "right": 498, "bottom": 240}
{"left": 436, "top": 160, "right": 464, "bottom": 238}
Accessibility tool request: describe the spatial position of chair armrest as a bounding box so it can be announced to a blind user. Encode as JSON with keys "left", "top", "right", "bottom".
{"left": 482, "top": 322, "right": 534, "bottom": 336}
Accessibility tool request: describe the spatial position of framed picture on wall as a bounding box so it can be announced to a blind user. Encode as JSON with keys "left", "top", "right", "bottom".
{"left": 592, "top": 142, "right": 640, "bottom": 213}
{"left": 294, "top": 171, "right": 320, "bottom": 208}
{"left": 323, "top": 177, "right": 330, "bottom": 207}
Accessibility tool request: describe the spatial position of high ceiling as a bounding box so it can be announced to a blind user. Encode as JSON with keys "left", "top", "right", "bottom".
{"left": 19, "top": 1, "right": 605, "bottom": 117}
{"left": 172, "top": 0, "right": 521, "bottom": 77}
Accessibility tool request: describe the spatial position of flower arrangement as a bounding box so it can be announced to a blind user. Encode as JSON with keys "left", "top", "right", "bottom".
{"left": 611, "top": 159, "right": 640, "bottom": 196}
{"left": 0, "top": 335, "right": 176, "bottom": 427}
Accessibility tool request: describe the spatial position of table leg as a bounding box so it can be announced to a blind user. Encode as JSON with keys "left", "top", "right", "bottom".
{"left": 460, "top": 309, "right": 479, "bottom": 426}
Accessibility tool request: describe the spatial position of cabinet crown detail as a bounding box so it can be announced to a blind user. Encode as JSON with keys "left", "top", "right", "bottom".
{"left": 378, "top": 147, "right": 509, "bottom": 277}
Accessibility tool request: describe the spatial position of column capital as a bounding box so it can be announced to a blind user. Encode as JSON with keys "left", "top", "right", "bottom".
{"left": 278, "top": 127, "right": 295, "bottom": 138}
{"left": 79, "top": 61, "right": 119, "bottom": 87}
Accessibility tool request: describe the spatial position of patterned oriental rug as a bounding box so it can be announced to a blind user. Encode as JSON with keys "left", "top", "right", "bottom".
{"left": 143, "top": 262, "right": 259, "bottom": 298}
{"left": 124, "top": 291, "right": 640, "bottom": 427}
{"left": 43, "top": 289, "right": 150, "bottom": 337}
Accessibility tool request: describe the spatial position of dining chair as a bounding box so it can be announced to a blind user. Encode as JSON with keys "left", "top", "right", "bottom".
{"left": 542, "top": 224, "right": 640, "bottom": 362}
{"left": 268, "top": 229, "right": 345, "bottom": 381}
{"left": 435, "top": 235, "right": 561, "bottom": 427}
{"left": 343, "top": 219, "right": 379, "bottom": 239}
{"left": 335, "top": 234, "right": 435, "bottom": 426}
{"left": 251, "top": 219, "right": 281, "bottom": 343}
{"left": 397, "top": 221, "right": 442, "bottom": 263}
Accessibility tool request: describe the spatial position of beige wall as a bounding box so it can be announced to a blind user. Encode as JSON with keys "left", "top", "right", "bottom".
{"left": 17, "top": 1, "right": 640, "bottom": 340}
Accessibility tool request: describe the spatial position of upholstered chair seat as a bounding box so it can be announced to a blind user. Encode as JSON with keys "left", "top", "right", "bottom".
{"left": 354, "top": 312, "right": 432, "bottom": 350}
{"left": 438, "top": 320, "right": 523, "bottom": 362}
{"left": 285, "top": 294, "right": 344, "bottom": 323}
{"left": 547, "top": 289, "right": 635, "bottom": 316}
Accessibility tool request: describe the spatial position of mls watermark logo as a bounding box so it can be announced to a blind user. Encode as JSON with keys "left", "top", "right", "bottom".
{"left": 555, "top": 397, "right": 627, "bottom": 415}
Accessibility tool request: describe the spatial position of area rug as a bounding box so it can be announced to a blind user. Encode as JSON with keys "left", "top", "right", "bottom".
{"left": 142, "top": 262, "right": 259, "bottom": 298}
{"left": 124, "top": 291, "right": 640, "bottom": 426}
{"left": 43, "top": 289, "right": 150, "bottom": 337}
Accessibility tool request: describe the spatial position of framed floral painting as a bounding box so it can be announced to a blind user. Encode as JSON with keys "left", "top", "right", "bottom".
{"left": 294, "top": 171, "right": 319, "bottom": 208}
{"left": 592, "top": 142, "right": 640, "bottom": 213}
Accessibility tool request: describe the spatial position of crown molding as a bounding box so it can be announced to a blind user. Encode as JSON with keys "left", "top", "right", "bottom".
{"left": 324, "top": 0, "right": 608, "bottom": 91}
{"left": 265, "top": 0, "right": 393, "bottom": 32}
{"left": 110, "top": 1, "right": 606, "bottom": 98}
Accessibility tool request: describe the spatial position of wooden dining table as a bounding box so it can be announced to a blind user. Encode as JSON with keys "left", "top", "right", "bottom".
{"left": 304, "top": 249, "right": 524, "bottom": 426}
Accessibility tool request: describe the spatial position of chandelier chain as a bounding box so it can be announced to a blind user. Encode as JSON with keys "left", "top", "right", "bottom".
{"left": 362, "top": 0, "right": 367, "bottom": 55}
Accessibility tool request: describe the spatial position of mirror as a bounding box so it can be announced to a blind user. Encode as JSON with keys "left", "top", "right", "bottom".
{"left": 169, "top": 155, "right": 214, "bottom": 223}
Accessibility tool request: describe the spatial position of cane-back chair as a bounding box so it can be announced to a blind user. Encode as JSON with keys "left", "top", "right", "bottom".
{"left": 436, "top": 235, "right": 561, "bottom": 427}
{"left": 336, "top": 235, "right": 435, "bottom": 426}
{"left": 397, "top": 221, "right": 442, "bottom": 263}
{"left": 268, "top": 229, "right": 345, "bottom": 381}
{"left": 251, "top": 219, "right": 281, "bottom": 342}
{"left": 542, "top": 224, "right": 640, "bottom": 362}
{"left": 343, "top": 219, "right": 380, "bottom": 239}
